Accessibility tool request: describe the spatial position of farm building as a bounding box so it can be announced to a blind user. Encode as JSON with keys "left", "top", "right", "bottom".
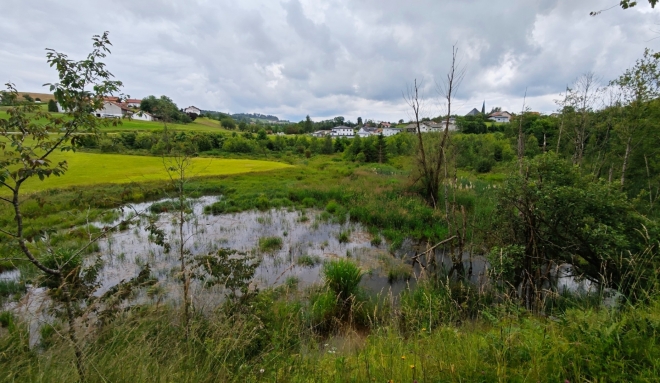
{"left": 94, "top": 101, "right": 131, "bottom": 118}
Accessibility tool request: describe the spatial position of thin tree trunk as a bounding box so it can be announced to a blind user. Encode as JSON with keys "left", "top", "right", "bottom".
{"left": 621, "top": 135, "right": 632, "bottom": 187}
{"left": 518, "top": 89, "right": 527, "bottom": 174}
{"left": 178, "top": 163, "right": 190, "bottom": 339}
{"left": 645, "top": 154, "right": 654, "bottom": 210}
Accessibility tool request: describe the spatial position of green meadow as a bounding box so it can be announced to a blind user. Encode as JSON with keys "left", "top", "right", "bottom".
{"left": 18, "top": 151, "right": 291, "bottom": 192}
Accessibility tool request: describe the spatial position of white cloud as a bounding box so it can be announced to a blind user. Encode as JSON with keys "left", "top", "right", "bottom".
{"left": 1, "top": 0, "right": 659, "bottom": 122}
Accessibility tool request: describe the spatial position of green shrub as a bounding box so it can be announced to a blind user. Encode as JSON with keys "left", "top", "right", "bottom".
{"left": 476, "top": 159, "right": 493, "bottom": 173}
{"left": 325, "top": 200, "right": 340, "bottom": 214}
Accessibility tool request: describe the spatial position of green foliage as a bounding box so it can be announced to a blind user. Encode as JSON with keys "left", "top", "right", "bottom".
{"left": 223, "top": 137, "right": 256, "bottom": 153}
{"left": 457, "top": 114, "right": 488, "bottom": 133}
{"left": 493, "top": 153, "right": 658, "bottom": 300}
{"left": 47, "top": 99, "right": 58, "bottom": 112}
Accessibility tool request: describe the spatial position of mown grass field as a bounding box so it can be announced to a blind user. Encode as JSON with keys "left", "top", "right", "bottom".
{"left": 18, "top": 151, "right": 291, "bottom": 192}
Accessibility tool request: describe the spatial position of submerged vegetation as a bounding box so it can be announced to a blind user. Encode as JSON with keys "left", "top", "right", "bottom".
{"left": 1, "top": 30, "right": 660, "bottom": 383}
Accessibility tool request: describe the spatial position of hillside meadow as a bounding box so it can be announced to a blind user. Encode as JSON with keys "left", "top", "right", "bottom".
{"left": 0, "top": 107, "right": 230, "bottom": 133}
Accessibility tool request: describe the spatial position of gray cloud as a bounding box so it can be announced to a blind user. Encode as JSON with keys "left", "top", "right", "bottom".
{"left": 1, "top": 0, "right": 658, "bottom": 121}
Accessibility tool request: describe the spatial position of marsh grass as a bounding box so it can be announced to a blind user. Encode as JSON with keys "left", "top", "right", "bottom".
{"left": 0, "top": 280, "right": 25, "bottom": 297}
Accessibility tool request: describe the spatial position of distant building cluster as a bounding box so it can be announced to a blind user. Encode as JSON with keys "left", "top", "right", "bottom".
{"left": 57, "top": 96, "right": 155, "bottom": 121}
{"left": 56, "top": 96, "right": 205, "bottom": 122}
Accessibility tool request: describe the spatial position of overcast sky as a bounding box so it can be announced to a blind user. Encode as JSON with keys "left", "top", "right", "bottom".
{"left": 1, "top": 1, "right": 658, "bottom": 122}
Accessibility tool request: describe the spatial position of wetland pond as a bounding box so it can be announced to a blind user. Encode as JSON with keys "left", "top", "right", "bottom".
{"left": 1, "top": 195, "right": 596, "bottom": 345}
{"left": 96, "top": 196, "right": 417, "bottom": 309}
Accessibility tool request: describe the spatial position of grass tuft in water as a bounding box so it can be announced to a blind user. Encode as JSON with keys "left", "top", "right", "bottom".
{"left": 323, "top": 259, "right": 363, "bottom": 300}
{"left": 258, "top": 236, "right": 283, "bottom": 252}
{"left": 297, "top": 255, "right": 321, "bottom": 267}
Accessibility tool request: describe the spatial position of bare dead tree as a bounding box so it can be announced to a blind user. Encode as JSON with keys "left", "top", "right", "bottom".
{"left": 404, "top": 44, "right": 465, "bottom": 208}
{"left": 437, "top": 44, "right": 466, "bottom": 215}
{"left": 568, "top": 72, "right": 603, "bottom": 166}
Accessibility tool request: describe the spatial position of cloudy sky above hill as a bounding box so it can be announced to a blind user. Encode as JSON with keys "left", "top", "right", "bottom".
{"left": 1, "top": 0, "right": 659, "bottom": 122}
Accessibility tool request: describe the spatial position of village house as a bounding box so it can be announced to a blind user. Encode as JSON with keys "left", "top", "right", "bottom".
{"left": 381, "top": 127, "right": 401, "bottom": 137}
{"left": 404, "top": 122, "right": 431, "bottom": 133}
{"left": 330, "top": 126, "right": 354, "bottom": 137}
{"left": 488, "top": 111, "right": 512, "bottom": 123}
{"left": 429, "top": 121, "right": 458, "bottom": 131}
{"left": 357, "top": 127, "right": 378, "bottom": 138}
{"left": 183, "top": 106, "right": 201, "bottom": 115}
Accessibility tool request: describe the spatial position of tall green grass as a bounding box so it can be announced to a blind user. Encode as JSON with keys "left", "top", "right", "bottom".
{"left": 2, "top": 287, "right": 659, "bottom": 382}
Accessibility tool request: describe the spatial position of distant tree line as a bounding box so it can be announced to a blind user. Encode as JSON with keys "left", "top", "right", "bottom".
{"left": 74, "top": 128, "right": 415, "bottom": 161}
